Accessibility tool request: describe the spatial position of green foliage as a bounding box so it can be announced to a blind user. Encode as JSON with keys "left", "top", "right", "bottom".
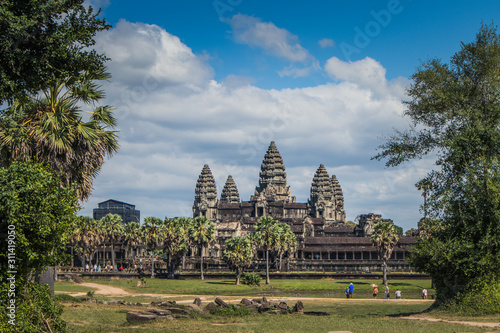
{"left": 55, "top": 293, "right": 82, "bottom": 303}
{"left": 375, "top": 23, "right": 500, "bottom": 311}
{"left": 86, "top": 290, "right": 95, "bottom": 298}
{"left": 435, "top": 282, "right": 500, "bottom": 315}
{"left": 0, "top": 162, "right": 78, "bottom": 284}
{"left": 0, "top": 282, "right": 67, "bottom": 333}
{"left": 163, "top": 217, "right": 191, "bottom": 276}
{"left": 0, "top": 0, "right": 110, "bottom": 104}
{"left": 0, "top": 69, "right": 119, "bottom": 200}
{"left": 223, "top": 237, "right": 254, "bottom": 285}
{"left": 242, "top": 272, "right": 262, "bottom": 287}
{"left": 210, "top": 304, "right": 252, "bottom": 317}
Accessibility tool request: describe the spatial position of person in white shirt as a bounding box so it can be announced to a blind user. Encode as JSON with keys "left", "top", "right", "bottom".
{"left": 395, "top": 289, "right": 401, "bottom": 299}
{"left": 422, "top": 288, "right": 428, "bottom": 299}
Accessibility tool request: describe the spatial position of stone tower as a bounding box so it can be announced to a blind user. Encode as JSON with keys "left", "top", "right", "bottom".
{"left": 193, "top": 164, "right": 218, "bottom": 220}
{"left": 309, "top": 164, "right": 346, "bottom": 223}
{"left": 331, "top": 174, "right": 346, "bottom": 222}
{"left": 254, "top": 141, "right": 293, "bottom": 202}
{"left": 220, "top": 175, "right": 240, "bottom": 203}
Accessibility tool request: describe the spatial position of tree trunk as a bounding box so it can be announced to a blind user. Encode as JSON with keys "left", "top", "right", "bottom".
{"left": 71, "top": 246, "right": 74, "bottom": 267}
{"left": 103, "top": 243, "right": 106, "bottom": 267}
{"left": 200, "top": 245, "right": 204, "bottom": 280}
{"left": 382, "top": 259, "right": 387, "bottom": 285}
{"left": 265, "top": 249, "right": 270, "bottom": 285}
{"left": 151, "top": 252, "right": 155, "bottom": 278}
{"left": 236, "top": 267, "right": 240, "bottom": 285}
{"left": 168, "top": 253, "right": 173, "bottom": 278}
{"left": 111, "top": 242, "right": 115, "bottom": 269}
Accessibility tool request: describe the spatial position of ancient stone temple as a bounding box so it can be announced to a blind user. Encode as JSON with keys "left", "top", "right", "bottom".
{"left": 191, "top": 141, "right": 416, "bottom": 273}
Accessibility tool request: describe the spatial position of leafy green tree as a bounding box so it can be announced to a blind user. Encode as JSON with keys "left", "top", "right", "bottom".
{"left": 370, "top": 221, "right": 399, "bottom": 285}
{"left": 71, "top": 216, "right": 100, "bottom": 268}
{"left": 189, "top": 216, "right": 215, "bottom": 280}
{"left": 99, "top": 213, "right": 124, "bottom": 269}
{"left": 0, "top": 162, "right": 78, "bottom": 332}
{"left": 405, "top": 228, "right": 419, "bottom": 237}
{"left": 223, "top": 237, "right": 254, "bottom": 285}
{"left": 0, "top": 0, "right": 110, "bottom": 104}
{"left": 123, "top": 221, "right": 142, "bottom": 259}
{"left": 270, "top": 223, "right": 297, "bottom": 271}
{"left": 142, "top": 217, "right": 164, "bottom": 278}
{"left": 0, "top": 69, "right": 119, "bottom": 200}
{"left": 253, "top": 216, "right": 279, "bottom": 285}
{"left": 374, "top": 24, "right": 500, "bottom": 312}
{"left": 163, "top": 217, "right": 191, "bottom": 278}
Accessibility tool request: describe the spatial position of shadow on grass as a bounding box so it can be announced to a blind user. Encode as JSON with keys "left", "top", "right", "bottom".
{"left": 206, "top": 281, "right": 237, "bottom": 285}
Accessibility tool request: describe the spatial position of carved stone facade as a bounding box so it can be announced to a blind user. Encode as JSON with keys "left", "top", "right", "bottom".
{"left": 191, "top": 141, "right": 415, "bottom": 273}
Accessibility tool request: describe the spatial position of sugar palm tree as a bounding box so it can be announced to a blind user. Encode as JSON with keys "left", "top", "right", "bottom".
{"left": 100, "top": 213, "right": 124, "bottom": 269}
{"left": 124, "top": 221, "right": 142, "bottom": 259}
{"left": 223, "top": 237, "right": 254, "bottom": 285}
{"left": 371, "top": 221, "right": 400, "bottom": 285}
{"left": 189, "top": 216, "right": 215, "bottom": 280}
{"left": 72, "top": 216, "right": 100, "bottom": 269}
{"left": 143, "top": 217, "right": 164, "bottom": 278}
{"left": 254, "top": 216, "right": 279, "bottom": 285}
{"left": 271, "top": 223, "right": 297, "bottom": 272}
{"left": 0, "top": 69, "right": 119, "bottom": 200}
{"left": 163, "top": 217, "right": 191, "bottom": 278}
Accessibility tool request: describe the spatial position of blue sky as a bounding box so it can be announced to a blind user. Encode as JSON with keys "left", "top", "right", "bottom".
{"left": 80, "top": 0, "right": 500, "bottom": 231}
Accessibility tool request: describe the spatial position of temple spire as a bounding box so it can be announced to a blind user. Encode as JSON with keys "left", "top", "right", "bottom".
{"left": 254, "top": 141, "right": 292, "bottom": 202}
{"left": 220, "top": 175, "right": 240, "bottom": 203}
{"left": 193, "top": 164, "right": 218, "bottom": 220}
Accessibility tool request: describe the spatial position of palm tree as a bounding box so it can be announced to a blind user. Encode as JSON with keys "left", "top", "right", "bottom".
{"left": 143, "top": 217, "right": 164, "bottom": 278}
{"left": 124, "top": 221, "right": 142, "bottom": 259}
{"left": 72, "top": 216, "right": 100, "bottom": 269}
{"left": 100, "top": 213, "right": 124, "bottom": 269}
{"left": 189, "top": 216, "right": 215, "bottom": 280}
{"left": 223, "top": 237, "right": 254, "bottom": 285}
{"left": 0, "top": 69, "right": 119, "bottom": 200}
{"left": 163, "top": 217, "right": 191, "bottom": 278}
{"left": 371, "top": 221, "right": 400, "bottom": 285}
{"left": 271, "top": 223, "right": 297, "bottom": 272}
{"left": 254, "top": 216, "right": 279, "bottom": 285}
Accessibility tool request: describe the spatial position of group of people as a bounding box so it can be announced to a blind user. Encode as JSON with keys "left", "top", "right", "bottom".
{"left": 345, "top": 283, "right": 429, "bottom": 300}
{"left": 84, "top": 264, "right": 124, "bottom": 272}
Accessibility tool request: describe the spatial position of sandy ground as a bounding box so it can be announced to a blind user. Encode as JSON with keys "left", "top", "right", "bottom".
{"left": 60, "top": 283, "right": 500, "bottom": 329}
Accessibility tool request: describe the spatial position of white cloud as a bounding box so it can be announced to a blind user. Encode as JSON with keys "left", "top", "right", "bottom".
{"left": 227, "top": 14, "right": 311, "bottom": 63}
{"left": 94, "top": 20, "right": 213, "bottom": 88}
{"left": 81, "top": 22, "right": 428, "bottom": 231}
{"left": 318, "top": 38, "right": 335, "bottom": 48}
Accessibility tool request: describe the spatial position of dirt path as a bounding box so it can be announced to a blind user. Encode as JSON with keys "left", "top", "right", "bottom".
{"left": 69, "top": 283, "right": 131, "bottom": 296}
{"left": 402, "top": 316, "right": 500, "bottom": 329}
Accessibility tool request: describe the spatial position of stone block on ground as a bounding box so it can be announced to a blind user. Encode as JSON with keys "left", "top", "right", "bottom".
{"left": 215, "top": 297, "right": 229, "bottom": 308}
{"left": 193, "top": 297, "right": 202, "bottom": 307}
{"left": 240, "top": 298, "right": 253, "bottom": 306}
{"left": 185, "top": 304, "right": 203, "bottom": 313}
{"left": 293, "top": 301, "right": 304, "bottom": 313}
{"left": 204, "top": 302, "right": 219, "bottom": 313}
{"left": 277, "top": 302, "right": 289, "bottom": 310}
{"left": 166, "top": 307, "right": 190, "bottom": 315}
{"left": 126, "top": 312, "right": 157, "bottom": 322}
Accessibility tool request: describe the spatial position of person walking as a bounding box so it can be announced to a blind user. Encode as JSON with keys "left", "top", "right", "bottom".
{"left": 372, "top": 285, "right": 378, "bottom": 299}
{"left": 422, "top": 288, "right": 428, "bottom": 299}
{"left": 384, "top": 284, "right": 390, "bottom": 299}
{"left": 348, "top": 283, "right": 354, "bottom": 298}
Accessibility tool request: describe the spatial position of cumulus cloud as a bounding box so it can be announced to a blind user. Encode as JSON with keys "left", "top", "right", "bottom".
{"left": 227, "top": 14, "right": 311, "bottom": 63}
{"left": 81, "top": 22, "right": 427, "bottom": 231}
{"left": 318, "top": 38, "right": 335, "bottom": 48}
{"left": 94, "top": 20, "right": 213, "bottom": 88}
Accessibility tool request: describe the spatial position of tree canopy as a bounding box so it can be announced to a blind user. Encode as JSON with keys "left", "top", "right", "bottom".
{"left": 374, "top": 23, "right": 500, "bottom": 313}
{"left": 0, "top": 0, "right": 110, "bottom": 104}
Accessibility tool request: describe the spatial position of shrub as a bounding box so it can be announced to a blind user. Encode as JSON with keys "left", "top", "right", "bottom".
{"left": 242, "top": 272, "right": 261, "bottom": 286}
{"left": 87, "top": 290, "right": 95, "bottom": 298}
{"left": 210, "top": 304, "right": 252, "bottom": 317}
{"left": 55, "top": 294, "right": 82, "bottom": 303}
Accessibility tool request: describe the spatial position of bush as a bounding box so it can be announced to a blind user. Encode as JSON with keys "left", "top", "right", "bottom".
{"left": 0, "top": 282, "right": 67, "bottom": 333}
{"left": 86, "top": 290, "right": 95, "bottom": 298}
{"left": 210, "top": 304, "right": 252, "bottom": 317}
{"left": 55, "top": 294, "right": 82, "bottom": 303}
{"left": 242, "top": 272, "right": 261, "bottom": 286}
{"left": 435, "top": 282, "right": 500, "bottom": 315}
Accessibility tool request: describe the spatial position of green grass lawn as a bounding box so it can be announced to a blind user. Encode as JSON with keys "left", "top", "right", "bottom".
{"left": 56, "top": 278, "right": 498, "bottom": 332}
{"left": 65, "top": 277, "right": 432, "bottom": 299}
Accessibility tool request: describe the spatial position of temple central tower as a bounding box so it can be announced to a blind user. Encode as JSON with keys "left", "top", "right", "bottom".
{"left": 253, "top": 141, "right": 293, "bottom": 203}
